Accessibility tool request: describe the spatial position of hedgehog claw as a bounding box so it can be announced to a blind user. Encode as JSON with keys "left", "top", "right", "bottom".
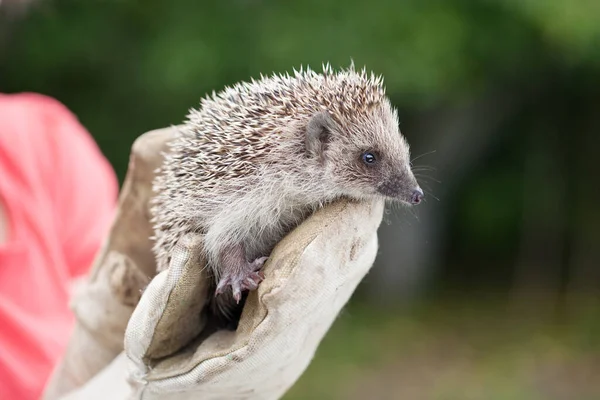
{"left": 232, "top": 285, "right": 242, "bottom": 304}
{"left": 215, "top": 257, "right": 268, "bottom": 303}
{"left": 243, "top": 276, "right": 259, "bottom": 291}
{"left": 252, "top": 256, "right": 269, "bottom": 269}
{"left": 214, "top": 277, "right": 230, "bottom": 296}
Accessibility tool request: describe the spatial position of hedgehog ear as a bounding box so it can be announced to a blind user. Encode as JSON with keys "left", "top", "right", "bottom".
{"left": 305, "top": 111, "right": 334, "bottom": 160}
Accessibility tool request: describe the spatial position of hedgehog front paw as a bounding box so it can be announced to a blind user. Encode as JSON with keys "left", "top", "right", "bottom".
{"left": 215, "top": 257, "right": 268, "bottom": 303}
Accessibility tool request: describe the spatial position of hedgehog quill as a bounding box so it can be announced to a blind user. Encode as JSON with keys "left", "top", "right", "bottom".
{"left": 151, "top": 64, "right": 423, "bottom": 320}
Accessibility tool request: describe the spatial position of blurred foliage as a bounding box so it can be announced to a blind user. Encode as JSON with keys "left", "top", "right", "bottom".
{"left": 2, "top": 1, "right": 599, "bottom": 397}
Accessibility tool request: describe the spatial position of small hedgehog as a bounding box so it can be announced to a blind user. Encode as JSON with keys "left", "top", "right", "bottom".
{"left": 151, "top": 64, "right": 423, "bottom": 319}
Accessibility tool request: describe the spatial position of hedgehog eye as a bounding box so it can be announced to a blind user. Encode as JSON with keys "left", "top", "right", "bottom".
{"left": 361, "top": 152, "right": 377, "bottom": 165}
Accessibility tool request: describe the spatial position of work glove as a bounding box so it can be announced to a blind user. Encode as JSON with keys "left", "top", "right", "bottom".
{"left": 43, "top": 127, "right": 385, "bottom": 400}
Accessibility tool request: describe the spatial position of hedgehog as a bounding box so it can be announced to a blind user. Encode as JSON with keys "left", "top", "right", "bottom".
{"left": 151, "top": 63, "right": 423, "bottom": 319}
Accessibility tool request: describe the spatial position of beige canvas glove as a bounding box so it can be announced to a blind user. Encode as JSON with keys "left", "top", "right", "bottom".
{"left": 44, "top": 127, "right": 385, "bottom": 400}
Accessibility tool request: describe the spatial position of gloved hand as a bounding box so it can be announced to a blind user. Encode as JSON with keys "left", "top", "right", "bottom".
{"left": 43, "top": 127, "right": 385, "bottom": 400}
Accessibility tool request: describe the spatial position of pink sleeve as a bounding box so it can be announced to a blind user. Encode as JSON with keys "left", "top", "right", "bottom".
{"left": 0, "top": 93, "right": 120, "bottom": 400}
{"left": 32, "top": 94, "right": 119, "bottom": 278}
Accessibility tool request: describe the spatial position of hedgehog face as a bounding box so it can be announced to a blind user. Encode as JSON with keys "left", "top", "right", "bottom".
{"left": 305, "top": 103, "right": 423, "bottom": 205}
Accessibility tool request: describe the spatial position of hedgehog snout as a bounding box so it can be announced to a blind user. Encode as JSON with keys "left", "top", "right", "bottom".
{"left": 410, "top": 187, "right": 424, "bottom": 205}
{"left": 377, "top": 174, "right": 423, "bottom": 205}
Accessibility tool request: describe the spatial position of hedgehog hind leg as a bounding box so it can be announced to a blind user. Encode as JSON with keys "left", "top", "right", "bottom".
{"left": 214, "top": 243, "right": 268, "bottom": 304}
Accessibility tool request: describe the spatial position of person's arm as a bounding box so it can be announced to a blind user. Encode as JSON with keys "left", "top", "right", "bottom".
{"left": 0, "top": 93, "right": 119, "bottom": 400}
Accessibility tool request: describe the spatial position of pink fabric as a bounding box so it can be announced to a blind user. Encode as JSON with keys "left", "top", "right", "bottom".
{"left": 0, "top": 93, "right": 118, "bottom": 400}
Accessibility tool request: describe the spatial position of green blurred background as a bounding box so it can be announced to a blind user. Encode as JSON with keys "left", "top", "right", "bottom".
{"left": 1, "top": 0, "right": 599, "bottom": 398}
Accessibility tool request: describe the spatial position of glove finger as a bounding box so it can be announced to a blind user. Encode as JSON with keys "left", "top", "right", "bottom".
{"left": 125, "top": 233, "right": 210, "bottom": 370}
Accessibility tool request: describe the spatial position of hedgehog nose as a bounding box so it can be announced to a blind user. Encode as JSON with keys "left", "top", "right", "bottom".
{"left": 410, "top": 188, "right": 424, "bottom": 205}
